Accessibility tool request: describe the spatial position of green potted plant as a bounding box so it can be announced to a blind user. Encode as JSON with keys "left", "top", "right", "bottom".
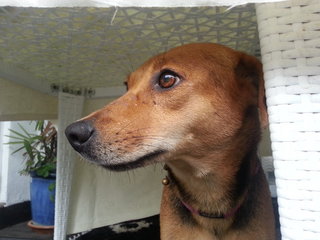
{"left": 7, "top": 120, "right": 57, "bottom": 228}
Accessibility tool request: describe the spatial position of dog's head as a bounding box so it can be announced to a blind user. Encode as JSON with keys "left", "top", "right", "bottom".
{"left": 65, "top": 43, "right": 267, "bottom": 171}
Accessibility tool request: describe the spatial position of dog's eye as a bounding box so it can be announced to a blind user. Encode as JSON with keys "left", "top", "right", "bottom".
{"left": 158, "top": 71, "right": 180, "bottom": 89}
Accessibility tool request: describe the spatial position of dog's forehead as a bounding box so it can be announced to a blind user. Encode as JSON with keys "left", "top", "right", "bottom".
{"left": 162, "top": 43, "right": 238, "bottom": 67}
{"left": 126, "top": 43, "right": 245, "bottom": 91}
{"left": 131, "top": 43, "right": 238, "bottom": 77}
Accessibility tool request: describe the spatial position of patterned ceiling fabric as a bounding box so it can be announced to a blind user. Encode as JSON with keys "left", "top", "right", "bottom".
{"left": 0, "top": 0, "right": 285, "bottom": 8}
{"left": 0, "top": 5, "right": 259, "bottom": 95}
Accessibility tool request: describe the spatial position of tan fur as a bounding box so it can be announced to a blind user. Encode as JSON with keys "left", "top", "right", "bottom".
{"left": 66, "top": 43, "right": 276, "bottom": 239}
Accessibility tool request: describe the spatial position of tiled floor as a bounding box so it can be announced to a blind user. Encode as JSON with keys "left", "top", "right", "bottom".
{"left": 0, "top": 222, "right": 53, "bottom": 240}
{"left": 0, "top": 220, "right": 280, "bottom": 240}
{"left": 1, "top": 199, "right": 280, "bottom": 240}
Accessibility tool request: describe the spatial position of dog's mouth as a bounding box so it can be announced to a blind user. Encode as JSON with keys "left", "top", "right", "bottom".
{"left": 65, "top": 120, "right": 172, "bottom": 171}
{"left": 99, "top": 149, "right": 168, "bottom": 171}
{"left": 68, "top": 132, "right": 170, "bottom": 172}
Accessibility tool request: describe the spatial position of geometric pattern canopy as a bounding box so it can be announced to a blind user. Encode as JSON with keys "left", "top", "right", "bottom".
{"left": 0, "top": 5, "right": 259, "bottom": 96}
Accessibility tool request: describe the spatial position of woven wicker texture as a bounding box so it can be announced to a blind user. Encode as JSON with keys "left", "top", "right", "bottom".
{"left": 256, "top": 1, "right": 320, "bottom": 239}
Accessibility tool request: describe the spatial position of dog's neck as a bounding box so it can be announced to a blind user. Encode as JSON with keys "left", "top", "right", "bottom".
{"left": 163, "top": 150, "right": 260, "bottom": 221}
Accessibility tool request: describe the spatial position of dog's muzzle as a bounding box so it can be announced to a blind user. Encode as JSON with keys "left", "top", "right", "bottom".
{"left": 65, "top": 120, "right": 94, "bottom": 152}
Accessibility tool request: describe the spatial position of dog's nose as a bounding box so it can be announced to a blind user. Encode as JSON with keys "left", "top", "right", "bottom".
{"left": 65, "top": 120, "right": 94, "bottom": 151}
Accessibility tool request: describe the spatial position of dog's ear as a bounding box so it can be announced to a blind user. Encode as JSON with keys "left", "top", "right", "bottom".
{"left": 258, "top": 70, "right": 269, "bottom": 129}
{"left": 236, "top": 54, "right": 269, "bottom": 128}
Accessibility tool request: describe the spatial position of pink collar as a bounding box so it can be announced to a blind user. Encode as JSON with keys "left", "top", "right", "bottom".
{"left": 181, "top": 198, "right": 243, "bottom": 219}
{"left": 163, "top": 163, "right": 260, "bottom": 219}
{"left": 180, "top": 164, "right": 259, "bottom": 219}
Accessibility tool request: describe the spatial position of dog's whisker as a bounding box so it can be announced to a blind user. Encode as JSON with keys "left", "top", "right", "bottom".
{"left": 126, "top": 170, "right": 132, "bottom": 183}
{"left": 128, "top": 135, "right": 182, "bottom": 141}
{"left": 115, "top": 121, "right": 136, "bottom": 135}
{"left": 135, "top": 143, "right": 164, "bottom": 149}
{"left": 114, "top": 120, "right": 152, "bottom": 136}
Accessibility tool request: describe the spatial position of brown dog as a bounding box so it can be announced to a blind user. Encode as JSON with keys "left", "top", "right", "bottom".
{"left": 65, "top": 43, "right": 275, "bottom": 240}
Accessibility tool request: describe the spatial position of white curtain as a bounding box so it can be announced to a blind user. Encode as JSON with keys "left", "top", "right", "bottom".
{"left": 55, "top": 92, "right": 84, "bottom": 240}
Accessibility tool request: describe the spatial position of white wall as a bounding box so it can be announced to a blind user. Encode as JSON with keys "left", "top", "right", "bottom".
{"left": 0, "top": 121, "right": 32, "bottom": 206}
{"left": 0, "top": 77, "right": 58, "bottom": 121}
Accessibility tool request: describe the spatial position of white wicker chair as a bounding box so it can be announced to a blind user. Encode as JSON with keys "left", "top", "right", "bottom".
{"left": 256, "top": 1, "right": 320, "bottom": 239}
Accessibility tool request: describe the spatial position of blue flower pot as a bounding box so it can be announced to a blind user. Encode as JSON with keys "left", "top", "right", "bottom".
{"left": 30, "top": 177, "right": 55, "bottom": 226}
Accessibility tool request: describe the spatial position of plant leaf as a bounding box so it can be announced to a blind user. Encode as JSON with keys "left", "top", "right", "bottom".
{"left": 10, "top": 146, "right": 26, "bottom": 155}
{"left": 17, "top": 123, "right": 32, "bottom": 138}
{"left": 23, "top": 139, "right": 34, "bottom": 160}
{"left": 6, "top": 120, "right": 57, "bottom": 177}
{"left": 5, "top": 140, "right": 25, "bottom": 145}
{"left": 7, "top": 129, "right": 28, "bottom": 139}
{"left": 5, "top": 135, "right": 24, "bottom": 141}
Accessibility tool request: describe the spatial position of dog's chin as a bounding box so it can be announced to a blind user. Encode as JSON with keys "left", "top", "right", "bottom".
{"left": 85, "top": 150, "right": 168, "bottom": 172}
